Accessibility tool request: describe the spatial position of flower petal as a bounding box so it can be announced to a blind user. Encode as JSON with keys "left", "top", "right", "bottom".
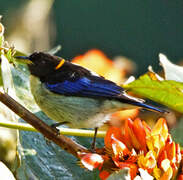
{"left": 99, "top": 170, "right": 110, "bottom": 180}
{"left": 105, "top": 126, "right": 123, "bottom": 150}
{"left": 133, "top": 118, "right": 147, "bottom": 152}
{"left": 138, "top": 151, "right": 156, "bottom": 172}
{"left": 146, "top": 118, "right": 169, "bottom": 156}
{"left": 138, "top": 168, "right": 154, "bottom": 180}
{"left": 126, "top": 118, "right": 142, "bottom": 150}
{"left": 151, "top": 118, "right": 168, "bottom": 144}
{"left": 160, "top": 167, "right": 173, "bottom": 180}
{"left": 161, "top": 159, "right": 171, "bottom": 172}
{"left": 178, "top": 174, "right": 183, "bottom": 180}
{"left": 111, "top": 134, "right": 130, "bottom": 159}
{"left": 80, "top": 153, "right": 104, "bottom": 171}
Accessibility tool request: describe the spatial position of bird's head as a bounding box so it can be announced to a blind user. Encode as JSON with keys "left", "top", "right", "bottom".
{"left": 16, "top": 52, "right": 65, "bottom": 78}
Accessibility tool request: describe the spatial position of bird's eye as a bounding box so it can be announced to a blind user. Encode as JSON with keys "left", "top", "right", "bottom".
{"left": 70, "top": 72, "right": 76, "bottom": 78}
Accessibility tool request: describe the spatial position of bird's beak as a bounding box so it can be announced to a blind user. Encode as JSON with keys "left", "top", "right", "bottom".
{"left": 15, "top": 56, "right": 33, "bottom": 64}
{"left": 16, "top": 56, "right": 29, "bottom": 59}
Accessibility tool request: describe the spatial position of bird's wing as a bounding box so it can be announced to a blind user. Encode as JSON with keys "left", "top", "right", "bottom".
{"left": 44, "top": 76, "right": 165, "bottom": 113}
{"left": 43, "top": 62, "right": 164, "bottom": 113}
{"left": 45, "top": 73, "right": 143, "bottom": 103}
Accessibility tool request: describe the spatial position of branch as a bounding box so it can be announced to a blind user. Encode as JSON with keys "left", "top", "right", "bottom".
{"left": 0, "top": 91, "right": 87, "bottom": 157}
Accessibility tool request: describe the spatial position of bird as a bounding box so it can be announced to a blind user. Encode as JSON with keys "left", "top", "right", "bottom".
{"left": 16, "top": 52, "right": 165, "bottom": 150}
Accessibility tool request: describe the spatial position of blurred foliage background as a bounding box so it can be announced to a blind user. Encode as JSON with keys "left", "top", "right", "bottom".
{"left": 1, "top": 0, "right": 183, "bottom": 75}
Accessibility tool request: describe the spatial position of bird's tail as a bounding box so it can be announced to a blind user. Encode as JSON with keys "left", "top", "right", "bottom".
{"left": 128, "top": 101, "right": 166, "bottom": 113}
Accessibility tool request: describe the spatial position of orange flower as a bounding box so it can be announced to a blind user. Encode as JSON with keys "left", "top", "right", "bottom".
{"left": 79, "top": 118, "right": 182, "bottom": 180}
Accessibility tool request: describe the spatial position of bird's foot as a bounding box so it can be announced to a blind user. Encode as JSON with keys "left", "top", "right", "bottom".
{"left": 90, "top": 143, "right": 96, "bottom": 153}
{"left": 90, "top": 127, "right": 98, "bottom": 153}
{"left": 50, "top": 122, "right": 68, "bottom": 135}
{"left": 45, "top": 122, "right": 68, "bottom": 145}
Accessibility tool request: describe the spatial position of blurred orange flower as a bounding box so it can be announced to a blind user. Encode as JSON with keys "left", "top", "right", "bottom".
{"left": 72, "top": 49, "right": 125, "bottom": 85}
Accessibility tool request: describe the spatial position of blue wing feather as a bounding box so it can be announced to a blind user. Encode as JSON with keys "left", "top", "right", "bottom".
{"left": 45, "top": 77, "right": 123, "bottom": 97}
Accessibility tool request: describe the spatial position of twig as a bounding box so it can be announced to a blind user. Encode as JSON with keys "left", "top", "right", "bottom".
{"left": 0, "top": 91, "right": 87, "bottom": 157}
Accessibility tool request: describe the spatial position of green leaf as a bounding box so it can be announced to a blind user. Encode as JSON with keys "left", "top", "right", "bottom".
{"left": 107, "top": 169, "right": 130, "bottom": 180}
{"left": 16, "top": 115, "right": 101, "bottom": 180}
{"left": 124, "top": 73, "right": 183, "bottom": 113}
{"left": 107, "top": 168, "right": 154, "bottom": 180}
{"left": 171, "top": 119, "right": 183, "bottom": 146}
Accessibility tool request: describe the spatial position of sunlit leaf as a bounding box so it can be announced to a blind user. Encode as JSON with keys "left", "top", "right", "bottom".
{"left": 123, "top": 73, "right": 183, "bottom": 113}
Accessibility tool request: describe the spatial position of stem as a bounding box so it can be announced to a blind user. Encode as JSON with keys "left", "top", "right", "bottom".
{"left": 0, "top": 120, "right": 106, "bottom": 137}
